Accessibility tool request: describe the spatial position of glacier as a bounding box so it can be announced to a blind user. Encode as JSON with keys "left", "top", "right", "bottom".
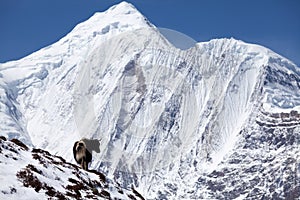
{"left": 0, "top": 1, "right": 299, "bottom": 199}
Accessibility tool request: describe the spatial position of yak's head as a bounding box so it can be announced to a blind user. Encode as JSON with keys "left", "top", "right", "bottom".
{"left": 75, "top": 141, "right": 86, "bottom": 152}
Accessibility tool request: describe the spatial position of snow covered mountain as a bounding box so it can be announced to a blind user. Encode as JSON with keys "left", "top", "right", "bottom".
{"left": 0, "top": 1, "right": 299, "bottom": 199}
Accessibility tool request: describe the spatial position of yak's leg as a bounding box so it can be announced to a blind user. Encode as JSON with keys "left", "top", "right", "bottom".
{"left": 81, "top": 159, "right": 88, "bottom": 170}
{"left": 80, "top": 159, "right": 85, "bottom": 169}
{"left": 84, "top": 161, "right": 88, "bottom": 171}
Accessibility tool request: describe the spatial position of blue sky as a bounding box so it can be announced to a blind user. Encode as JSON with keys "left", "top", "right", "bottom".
{"left": 0, "top": 0, "right": 299, "bottom": 65}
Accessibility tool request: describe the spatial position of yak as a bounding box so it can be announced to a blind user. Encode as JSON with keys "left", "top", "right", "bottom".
{"left": 73, "top": 138, "right": 100, "bottom": 170}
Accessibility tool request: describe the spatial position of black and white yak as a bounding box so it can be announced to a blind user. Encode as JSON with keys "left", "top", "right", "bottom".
{"left": 73, "top": 138, "right": 100, "bottom": 170}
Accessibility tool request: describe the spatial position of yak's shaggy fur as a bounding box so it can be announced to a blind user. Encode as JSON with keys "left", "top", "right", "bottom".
{"left": 73, "top": 138, "right": 100, "bottom": 170}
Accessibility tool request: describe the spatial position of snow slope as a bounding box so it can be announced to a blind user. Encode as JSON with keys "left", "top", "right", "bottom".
{"left": 0, "top": 1, "right": 299, "bottom": 199}
{"left": 0, "top": 136, "right": 145, "bottom": 199}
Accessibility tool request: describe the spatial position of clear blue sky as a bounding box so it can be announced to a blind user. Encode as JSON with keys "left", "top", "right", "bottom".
{"left": 0, "top": 0, "right": 299, "bottom": 66}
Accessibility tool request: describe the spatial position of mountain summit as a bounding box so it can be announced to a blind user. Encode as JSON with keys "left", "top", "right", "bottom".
{"left": 0, "top": 2, "right": 299, "bottom": 199}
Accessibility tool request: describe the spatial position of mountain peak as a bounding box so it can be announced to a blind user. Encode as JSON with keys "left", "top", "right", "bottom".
{"left": 69, "top": 1, "right": 151, "bottom": 38}
{"left": 107, "top": 1, "right": 138, "bottom": 13}
{"left": 1, "top": 1, "right": 153, "bottom": 69}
